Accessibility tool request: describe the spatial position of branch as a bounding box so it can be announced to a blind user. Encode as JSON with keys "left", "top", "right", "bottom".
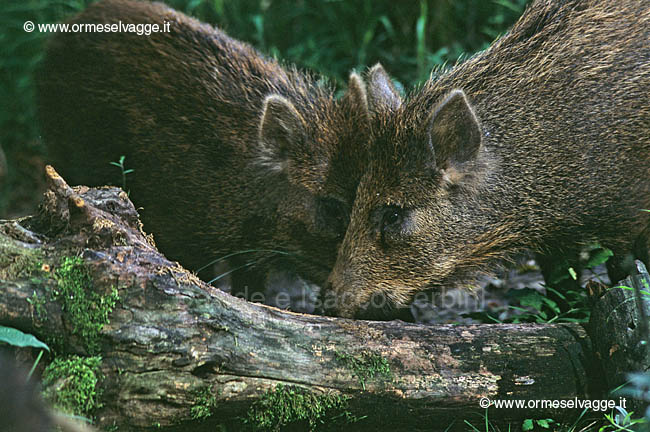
{"left": 0, "top": 166, "right": 597, "bottom": 431}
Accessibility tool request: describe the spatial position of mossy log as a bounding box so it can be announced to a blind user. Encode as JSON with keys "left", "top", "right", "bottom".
{"left": 0, "top": 166, "right": 599, "bottom": 431}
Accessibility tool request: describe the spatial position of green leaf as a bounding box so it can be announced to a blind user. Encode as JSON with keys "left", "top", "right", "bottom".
{"left": 545, "top": 286, "right": 567, "bottom": 300}
{"left": 508, "top": 288, "right": 544, "bottom": 312}
{"left": 494, "top": 0, "right": 525, "bottom": 13}
{"left": 541, "top": 296, "right": 559, "bottom": 313}
{"left": 568, "top": 267, "right": 578, "bottom": 280}
{"left": 0, "top": 325, "right": 50, "bottom": 351}
{"left": 585, "top": 247, "right": 614, "bottom": 269}
{"left": 522, "top": 418, "right": 534, "bottom": 431}
{"left": 377, "top": 16, "right": 395, "bottom": 38}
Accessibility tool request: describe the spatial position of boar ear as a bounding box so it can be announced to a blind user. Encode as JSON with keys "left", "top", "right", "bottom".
{"left": 366, "top": 63, "right": 402, "bottom": 115}
{"left": 427, "top": 89, "right": 481, "bottom": 169}
{"left": 258, "top": 94, "right": 307, "bottom": 173}
{"left": 342, "top": 71, "right": 370, "bottom": 124}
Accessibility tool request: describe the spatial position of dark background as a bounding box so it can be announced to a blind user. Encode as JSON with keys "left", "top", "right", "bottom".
{"left": 0, "top": 0, "right": 530, "bottom": 218}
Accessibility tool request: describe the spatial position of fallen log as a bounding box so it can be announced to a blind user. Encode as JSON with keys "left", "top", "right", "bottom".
{"left": 0, "top": 166, "right": 599, "bottom": 431}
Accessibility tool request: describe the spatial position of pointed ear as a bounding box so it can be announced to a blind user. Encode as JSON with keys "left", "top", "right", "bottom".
{"left": 427, "top": 89, "right": 482, "bottom": 169}
{"left": 258, "top": 94, "right": 307, "bottom": 173}
{"left": 342, "top": 71, "right": 370, "bottom": 124}
{"left": 366, "top": 63, "right": 402, "bottom": 115}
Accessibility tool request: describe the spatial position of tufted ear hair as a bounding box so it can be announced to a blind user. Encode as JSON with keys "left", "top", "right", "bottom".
{"left": 366, "top": 63, "right": 402, "bottom": 115}
{"left": 257, "top": 94, "right": 307, "bottom": 173}
{"left": 426, "top": 89, "right": 482, "bottom": 171}
{"left": 342, "top": 71, "right": 370, "bottom": 124}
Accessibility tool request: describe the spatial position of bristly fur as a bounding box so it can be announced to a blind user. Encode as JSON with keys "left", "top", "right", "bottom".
{"left": 36, "top": 0, "right": 371, "bottom": 294}
{"left": 326, "top": 0, "right": 650, "bottom": 319}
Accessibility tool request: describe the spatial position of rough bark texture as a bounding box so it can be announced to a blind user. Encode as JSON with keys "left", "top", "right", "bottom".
{"left": 589, "top": 260, "right": 650, "bottom": 412}
{"left": 0, "top": 167, "right": 601, "bottom": 431}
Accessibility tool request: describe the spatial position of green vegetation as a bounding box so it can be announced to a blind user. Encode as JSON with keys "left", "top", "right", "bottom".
{"left": 0, "top": 235, "right": 43, "bottom": 279}
{"left": 42, "top": 355, "right": 103, "bottom": 417}
{"left": 162, "top": 0, "right": 530, "bottom": 87}
{"left": 601, "top": 405, "right": 648, "bottom": 431}
{"left": 51, "top": 256, "right": 119, "bottom": 354}
{"left": 468, "top": 246, "right": 615, "bottom": 325}
{"left": 0, "top": 324, "right": 50, "bottom": 379}
{"left": 0, "top": 0, "right": 531, "bottom": 218}
{"left": 27, "top": 289, "right": 48, "bottom": 321}
{"left": 463, "top": 406, "right": 649, "bottom": 432}
{"left": 244, "top": 384, "right": 352, "bottom": 431}
{"left": 190, "top": 385, "right": 218, "bottom": 420}
{"left": 334, "top": 350, "right": 391, "bottom": 390}
{"left": 521, "top": 418, "right": 557, "bottom": 431}
{"left": 0, "top": 324, "right": 50, "bottom": 351}
{"left": 109, "top": 155, "right": 134, "bottom": 193}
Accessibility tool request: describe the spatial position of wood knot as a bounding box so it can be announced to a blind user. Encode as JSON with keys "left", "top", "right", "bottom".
{"left": 72, "top": 196, "right": 86, "bottom": 209}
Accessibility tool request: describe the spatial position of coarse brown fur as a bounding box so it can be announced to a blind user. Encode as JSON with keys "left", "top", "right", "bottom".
{"left": 36, "top": 0, "right": 371, "bottom": 296}
{"left": 324, "top": 0, "right": 650, "bottom": 318}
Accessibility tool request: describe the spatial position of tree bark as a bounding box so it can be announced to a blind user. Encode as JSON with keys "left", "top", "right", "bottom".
{"left": 0, "top": 166, "right": 600, "bottom": 431}
{"left": 588, "top": 261, "right": 650, "bottom": 415}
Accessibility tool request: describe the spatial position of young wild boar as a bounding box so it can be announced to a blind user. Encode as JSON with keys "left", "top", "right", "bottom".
{"left": 36, "top": 0, "right": 372, "bottom": 300}
{"left": 324, "top": 0, "right": 650, "bottom": 319}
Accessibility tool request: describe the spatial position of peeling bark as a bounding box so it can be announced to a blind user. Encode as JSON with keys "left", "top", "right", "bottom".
{"left": 0, "top": 167, "right": 599, "bottom": 431}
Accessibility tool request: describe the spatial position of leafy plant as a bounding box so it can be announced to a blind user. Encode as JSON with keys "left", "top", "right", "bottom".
{"left": 613, "top": 373, "right": 650, "bottom": 430}
{"left": 0, "top": 324, "right": 50, "bottom": 379}
{"left": 0, "top": 324, "right": 50, "bottom": 351}
{"left": 522, "top": 418, "right": 556, "bottom": 431}
{"left": 109, "top": 155, "right": 134, "bottom": 192}
{"left": 601, "top": 405, "right": 648, "bottom": 431}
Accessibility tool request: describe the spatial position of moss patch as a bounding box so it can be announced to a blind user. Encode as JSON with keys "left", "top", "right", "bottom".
{"left": 245, "top": 384, "right": 352, "bottom": 431}
{"left": 190, "top": 385, "right": 218, "bottom": 420}
{"left": 42, "top": 355, "right": 103, "bottom": 417}
{"left": 335, "top": 351, "right": 392, "bottom": 390}
{"left": 0, "top": 234, "right": 43, "bottom": 280}
{"left": 52, "top": 256, "right": 119, "bottom": 354}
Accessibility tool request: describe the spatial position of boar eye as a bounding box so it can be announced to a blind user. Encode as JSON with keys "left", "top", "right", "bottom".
{"left": 380, "top": 206, "right": 404, "bottom": 235}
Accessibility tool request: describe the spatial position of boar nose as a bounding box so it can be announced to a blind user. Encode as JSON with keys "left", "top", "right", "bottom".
{"left": 355, "top": 292, "right": 416, "bottom": 321}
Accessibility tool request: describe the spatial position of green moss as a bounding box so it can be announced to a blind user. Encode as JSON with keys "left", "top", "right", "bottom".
{"left": 190, "top": 385, "right": 217, "bottom": 420}
{"left": 42, "top": 355, "right": 103, "bottom": 417}
{"left": 52, "top": 256, "right": 119, "bottom": 354}
{"left": 245, "top": 384, "right": 351, "bottom": 431}
{"left": 0, "top": 235, "right": 43, "bottom": 280}
{"left": 335, "top": 351, "right": 392, "bottom": 390}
